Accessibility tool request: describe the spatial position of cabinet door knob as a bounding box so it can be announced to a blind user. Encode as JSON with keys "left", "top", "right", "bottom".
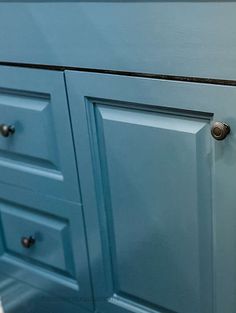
{"left": 211, "top": 122, "right": 230, "bottom": 141}
{"left": 0, "top": 124, "right": 15, "bottom": 137}
{"left": 21, "top": 236, "right": 35, "bottom": 249}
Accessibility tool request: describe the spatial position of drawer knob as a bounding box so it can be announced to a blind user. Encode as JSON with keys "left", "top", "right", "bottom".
{"left": 211, "top": 122, "right": 230, "bottom": 141}
{"left": 0, "top": 124, "right": 15, "bottom": 137}
{"left": 21, "top": 236, "right": 35, "bottom": 249}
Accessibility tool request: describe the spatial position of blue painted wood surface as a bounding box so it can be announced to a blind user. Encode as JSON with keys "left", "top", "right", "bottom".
{"left": 0, "top": 183, "right": 93, "bottom": 312}
{"left": 66, "top": 71, "right": 236, "bottom": 313}
{"left": 0, "top": 2, "right": 236, "bottom": 80}
{"left": 0, "top": 66, "right": 93, "bottom": 311}
{"left": 0, "top": 66, "right": 80, "bottom": 202}
{"left": 0, "top": 271, "right": 91, "bottom": 313}
{"left": 0, "top": 1, "right": 235, "bottom": 311}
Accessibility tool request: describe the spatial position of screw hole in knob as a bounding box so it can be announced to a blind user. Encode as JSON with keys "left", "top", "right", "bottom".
{"left": 211, "top": 122, "right": 230, "bottom": 141}
{"left": 0, "top": 124, "right": 15, "bottom": 137}
{"left": 21, "top": 236, "right": 35, "bottom": 249}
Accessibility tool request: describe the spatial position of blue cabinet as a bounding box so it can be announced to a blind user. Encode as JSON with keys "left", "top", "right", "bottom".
{"left": 0, "top": 66, "right": 235, "bottom": 313}
{"left": 66, "top": 71, "right": 236, "bottom": 313}
{"left": 0, "top": 3, "right": 235, "bottom": 308}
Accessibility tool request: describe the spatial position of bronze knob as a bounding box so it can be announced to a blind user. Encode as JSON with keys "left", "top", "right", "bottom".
{"left": 211, "top": 122, "right": 230, "bottom": 141}
{"left": 21, "top": 236, "right": 35, "bottom": 249}
{"left": 0, "top": 124, "right": 15, "bottom": 137}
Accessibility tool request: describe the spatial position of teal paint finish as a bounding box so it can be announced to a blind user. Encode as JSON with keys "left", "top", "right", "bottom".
{"left": 0, "top": 184, "right": 93, "bottom": 311}
{"left": 66, "top": 71, "right": 236, "bottom": 313}
{"left": 0, "top": 66, "right": 80, "bottom": 202}
{"left": 0, "top": 271, "right": 91, "bottom": 313}
{"left": 0, "top": 65, "right": 93, "bottom": 312}
{"left": 0, "top": 2, "right": 236, "bottom": 80}
{"left": 0, "top": 1, "right": 234, "bottom": 312}
{"left": 94, "top": 105, "right": 211, "bottom": 313}
{"left": 1, "top": 204, "right": 74, "bottom": 274}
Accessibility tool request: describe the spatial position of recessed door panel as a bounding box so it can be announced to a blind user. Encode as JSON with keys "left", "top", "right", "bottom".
{"left": 66, "top": 71, "right": 236, "bottom": 313}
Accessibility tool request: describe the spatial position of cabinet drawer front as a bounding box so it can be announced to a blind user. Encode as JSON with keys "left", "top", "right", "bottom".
{"left": 0, "top": 66, "right": 80, "bottom": 202}
{"left": 1, "top": 205, "right": 73, "bottom": 274}
{"left": 66, "top": 71, "right": 236, "bottom": 313}
{"left": 0, "top": 189, "right": 93, "bottom": 311}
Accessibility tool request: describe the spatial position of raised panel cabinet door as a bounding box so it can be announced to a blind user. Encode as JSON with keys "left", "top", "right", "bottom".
{"left": 65, "top": 71, "right": 236, "bottom": 313}
{"left": 0, "top": 66, "right": 80, "bottom": 202}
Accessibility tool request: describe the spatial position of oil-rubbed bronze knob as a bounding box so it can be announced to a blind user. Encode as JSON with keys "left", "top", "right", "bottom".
{"left": 211, "top": 122, "right": 230, "bottom": 141}
{"left": 21, "top": 236, "right": 35, "bottom": 249}
{"left": 0, "top": 124, "right": 15, "bottom": 137}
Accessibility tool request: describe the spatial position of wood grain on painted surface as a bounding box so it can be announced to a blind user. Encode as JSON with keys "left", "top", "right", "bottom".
{"left": 0, "top": 2, "right": 236, "bottom": 80}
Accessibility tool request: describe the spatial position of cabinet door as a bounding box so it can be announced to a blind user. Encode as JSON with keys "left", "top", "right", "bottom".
{"left": 66, "top": 71, "right": 236, "bottom": 313}
{"left": 0, "top": 66, "right": 80, "bottom": 202}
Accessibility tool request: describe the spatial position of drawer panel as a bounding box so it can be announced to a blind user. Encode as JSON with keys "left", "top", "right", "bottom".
{"left": 0, "top": 66, "right": 80, "bottom": 202}
{"left": 0, "top": 92, "right": 60, "bottom": 172}
{"left": 1, "top": 205, "right": 74, "bottom": 275}
{"left": 0, "top": 190, "right": 93, "bottom": 310}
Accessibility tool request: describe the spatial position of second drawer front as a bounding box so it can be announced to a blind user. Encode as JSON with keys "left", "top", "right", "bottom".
{"left": 1, "top": 205, "right": 74, "bottom": 275}
{"left": 0, "top": 188, "right": 93, "bottom": 311}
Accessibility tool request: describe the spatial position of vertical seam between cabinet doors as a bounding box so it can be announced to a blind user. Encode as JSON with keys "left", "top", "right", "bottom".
{"left": 63, "top": 72, "right": 96, "bottom": 310}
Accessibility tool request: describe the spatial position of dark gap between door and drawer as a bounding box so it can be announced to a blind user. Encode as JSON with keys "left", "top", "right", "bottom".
{"left": 0, "top": 61, "right": 236, "bottom": 86}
